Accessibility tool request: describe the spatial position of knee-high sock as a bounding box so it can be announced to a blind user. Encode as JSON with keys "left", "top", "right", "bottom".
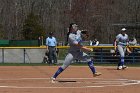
{"left": 118, "top": 57, "right": 124, "bottom": 66}
{"left": 120, "top": 57, "right": 124, "bottom": 65}
{"left": 88, "top": 61, "right": 96, "bottom": 74}
{"left": 53, "top": 67, "right": 64, "bottom": 78}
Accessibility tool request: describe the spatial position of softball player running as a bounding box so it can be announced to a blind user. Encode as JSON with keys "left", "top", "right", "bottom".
{"left": 51, "top": 23, "right": 101, "bottom": 82}
{"left": 114, "top": 28, "right": 129, "bottom": 70}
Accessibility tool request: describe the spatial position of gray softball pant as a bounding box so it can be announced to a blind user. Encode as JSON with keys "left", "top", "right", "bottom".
{"left": 117, "top": 45, "right": 127, "bottom": 57}
{"left": 61, "top": 51, "right": 91, "bottom": 69}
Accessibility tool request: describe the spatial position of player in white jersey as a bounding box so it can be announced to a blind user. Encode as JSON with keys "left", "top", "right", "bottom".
{"left": 51, "top": 23, "right": 101, "bottom": 82}
{"left": 114, "top": 28, "right": 129, "bottom": 70}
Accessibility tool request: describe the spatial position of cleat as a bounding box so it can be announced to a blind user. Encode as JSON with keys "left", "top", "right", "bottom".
{"left": 93, "top": 72, "right": 102, "bottom": 77}
{"left": 117, "top": 66, "right": 122, "bottom": 70}
{"left": 51, "top": 77, "right": 56, "bottom": 83}
{"left": 122, "top": 65, "right": 128, "bottom": 69}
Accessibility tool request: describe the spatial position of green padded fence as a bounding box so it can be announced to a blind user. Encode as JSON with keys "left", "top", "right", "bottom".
{"left": 0, "top": 40, "right": 10, "bottom": 46}
{"left": 0, "top": 40, "right": 39, "bottom": 47}
{"left": 9, "top": 40, "right": 39, "bottom": 46}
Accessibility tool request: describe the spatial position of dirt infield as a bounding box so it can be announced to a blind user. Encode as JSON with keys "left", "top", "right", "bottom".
{"left": 0, "top": 66, "right": 140, "bottom": 93}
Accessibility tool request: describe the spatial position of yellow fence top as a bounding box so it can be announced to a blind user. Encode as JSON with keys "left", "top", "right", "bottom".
{"left": 0, "top": 46, "right": 139, "bottom": 49}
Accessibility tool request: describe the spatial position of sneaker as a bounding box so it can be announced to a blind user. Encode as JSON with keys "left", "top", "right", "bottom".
{"left": 117, "top": 66, "right": 122, "bottom": 70}
{"left": 51, "top": 77, "right": 56, "bottom": 83}
{"left": 122, "top": 65, "right": 128, "bottom": 69}
{"left": 93, "top": 72, "right": 102, "bottom": 77}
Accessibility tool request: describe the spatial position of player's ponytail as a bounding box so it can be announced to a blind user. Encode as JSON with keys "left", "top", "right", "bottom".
{"left": 66, "top": 23, "right": 76, "bottom": 45}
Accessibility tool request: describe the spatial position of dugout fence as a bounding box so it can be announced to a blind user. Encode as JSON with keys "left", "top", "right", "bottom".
{"left": 0, "top": 46, "right": 140, "bottom": 64}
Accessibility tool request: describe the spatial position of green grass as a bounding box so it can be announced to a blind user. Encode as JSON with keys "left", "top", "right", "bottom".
{"left": 0, "top": 63, "right": 140, "bottom": 67}
{"left": 57, "top": 49, "right": 68, "bottom": 60}
{"left": 0, "top": 63, "right": 50, "bottom": 66}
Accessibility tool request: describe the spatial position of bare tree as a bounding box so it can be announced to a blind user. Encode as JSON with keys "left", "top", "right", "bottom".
{"left": 0, "top": 0, "right": 139, "bottom": 43}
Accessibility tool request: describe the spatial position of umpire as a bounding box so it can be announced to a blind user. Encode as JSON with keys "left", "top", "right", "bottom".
{"left": 46, "top": 32, "right": 57, "bottom": 64}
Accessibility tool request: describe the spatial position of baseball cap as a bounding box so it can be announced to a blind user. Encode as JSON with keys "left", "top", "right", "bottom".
{"left": 121, "top": 28, "right": 126, "bottom": 31}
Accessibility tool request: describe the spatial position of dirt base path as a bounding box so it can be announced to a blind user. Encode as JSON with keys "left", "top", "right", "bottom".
{"left": 0, "top": 66, "right": 140, "bottom": 93}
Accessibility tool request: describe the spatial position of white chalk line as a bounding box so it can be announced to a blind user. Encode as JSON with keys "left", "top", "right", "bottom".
{"left": 0, "top": 86, "right": 104, "bottom": 88}
{"left": 0, "top": 77, "right": 139, "bottom": 89}
{"left": 0, "top": 77, "right": 129, "bottom": 80}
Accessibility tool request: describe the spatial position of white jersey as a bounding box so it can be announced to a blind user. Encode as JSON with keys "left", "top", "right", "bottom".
{"left": 68, "top": 30, "right": 82, "bottom": 52}
{"left": 129, "top": 38, "right": 137, "bottom": 46}
{"left": 116, "top": 34, "right": 128, "bottom": 46}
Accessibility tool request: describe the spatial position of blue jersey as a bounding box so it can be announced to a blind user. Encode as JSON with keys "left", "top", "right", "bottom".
{"left": 46, "top": 37, "right": 57, "bottom": 46}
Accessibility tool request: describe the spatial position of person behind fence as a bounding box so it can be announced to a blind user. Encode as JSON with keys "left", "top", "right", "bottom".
{"left": 38, "top": 36, "right": 44, "bottom": 46}
{"left": 129, "top": 37, "right": 137, "bottom": 46}
{"left": 92, "top": 38, "right": 99, "bottom": 46}
{"left": 89, "top": 40, "right": 93, "bottom": 46}
{"left": 114, "top": 28, "right": 129, "bottom": 70}
{"left": 42, "top": 51, "right": 49, "bottom": 63}
{"left": 51, "top": 23, "right": 101, "bottom": 82}
{"left": 110, "top": 39, "right": 119, "bottom": 56}
{"left": 126, "top": 37, "right": 137, "bottom": 54}
{"left": 46, "top": 32, "right": 57, "bottom": 64}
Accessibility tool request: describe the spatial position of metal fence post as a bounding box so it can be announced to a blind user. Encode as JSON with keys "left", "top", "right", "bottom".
{"left": 23, "top": 48, "right": 25, "bottom": 63}
{"left": 100, "top": 48, "right": 103, "bottom": 63}
{"left": 132, "top": 48, "right": 135, "bottom": 63}
{"left": 2, "top": 48, "right": 4, "bottom": 63}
